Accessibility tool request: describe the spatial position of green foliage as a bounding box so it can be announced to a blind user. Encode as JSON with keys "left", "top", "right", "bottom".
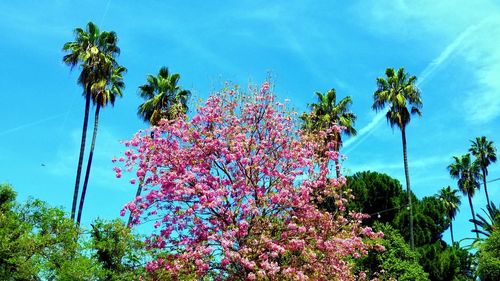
{"left": 471, "top": 202, "right": 499, "bottom": 237}
{"left": 0, "top": 183, "right": 92, "bottom": 280}
{"left": 344, "top": 171, "right": 406, "bottom": 225}
{"left": 477, "top": 228, "right": 500, "bottom": 281}
{"left": 417, "top": 241, "right": 474, "bottom": 281}
{"left": 395, "top": 196, "right": 449, "bottom": 247}
{"left": 341, "top": 172, "right": 449, "bottom": 246}
{"left": 0, "top": 184, "right": 154, "bottom": 280}
{"left": 90, "top": 219, "right": 148, "bottom": 280}
{"left": 356, "top": 223, "right": 428, "bottom": 281}
{"left": 338, "top": 173, "right": 475, "bottom": 279}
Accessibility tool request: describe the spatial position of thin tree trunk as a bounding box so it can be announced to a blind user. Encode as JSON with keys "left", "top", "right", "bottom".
{"left": 401, "top": 127, "right": 415, "bottom": 249}
{"left": 127, "top": 180, "right": 143, "bottom": 227}
{"left": 450, "top": 220, "right": 454, "bottom": 244}
{"left": 128, "top": 134, "right": 153, "bottom": 227}
{"left": 335, "top": 159, "right": 341, "bottom": 179}
{"left": 334, "top": 136, "right": 341, "bottom": 178}
{"left": 468, "top": 194, "right": 479, "bottom": 239}
{"left": 482, "top": 168, "right": 490, "bottom": 208}
{"left": 77, "top": 105, "right": 100, "bottom": 226}
{"left": 71, "top": 89, "right": 91, "bottom": 221}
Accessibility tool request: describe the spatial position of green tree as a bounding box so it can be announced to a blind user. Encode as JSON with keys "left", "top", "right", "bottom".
{"left": 129, "top": 67, "right": 190, "bottom": 226}
{"left": 469, "top": 136, "right": 497, "bottom": 208}
{"left": 356, "top": 223, "right": 428, "bottom": 281}
{"left": 417, "top": 241, "right": 474, "bottom": 281}
{"left": 372, "top": 67, "right": 422, "bottom": 249}
{"left": 438, "top": 186, "right": 462, "bottom": 244}
{"left": 448, "top": 154, "right": 481, "bottom": 239}
{"left": 0, "top": 184, "right": 156, "bottom": 280}
{"left": 301, "top": 88, "right": 356, "bottom": 178}
{"left": 90, "top": 219, "right": 149, "bottom": 281}
{"left": 77, "top": 65, "right": 126, "bottom": 225}
{"left": 344, "top": 171, "right": 406, "bottom": 226}
{"left": 395, "top": 196, "right": 448, "bottom": 247}
{"left": 0, "top": 184, "right": 97, "bottom": 280}
{"left": 477, "top": 228, "right": 500, "bottom": 281}
{"left": 341, "top": 172, "right": 450, "bottom": 247}
{"left": 63, "top": 22, "right": 122, "bottom": 221}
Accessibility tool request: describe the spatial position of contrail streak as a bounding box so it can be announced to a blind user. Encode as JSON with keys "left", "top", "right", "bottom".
{"left": 0, "top": 113, "right": 66, "bottom": 136}
{"left": 99, "top": 0, "right": 112, "bottom": 26}
{"left": 343, "top": 22, "right": 484, "bottom": 153}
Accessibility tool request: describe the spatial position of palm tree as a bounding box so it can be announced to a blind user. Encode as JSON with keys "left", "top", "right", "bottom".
{"left": 372, "top": 67, "right": 422, "bottom": 249}
{"left": 301, "top": 89, "right": 356, "bottom": 178}
{"left": 448, "top": 154, "right": 481, "bottom": 239}
{"left": 128, "top": 67, "right": 190, "bottom": 226}
{"left": 469, "top": 136, "right": 497, "bottom": 208}
{"left": 137, "top": 67, "right": 191, "bottom": 126}
{"left": 63, "top": 22, "right": 121, "bottom": 221}
{"left": 76, "top": 65, "right": 126, "bottom": 225}
{"left": 438, "top": 186, "right": 461, "bottom": 243}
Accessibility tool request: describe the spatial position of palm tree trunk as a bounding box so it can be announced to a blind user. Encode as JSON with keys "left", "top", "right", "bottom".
{"left": 482, "top": 168, "right": 490, "bottom": 208}
{"left": 401, "top": 127, "right": 415, "bottom": 249}
{"left": 127, "top": 133, "right": 154, "bottom": 227}
{"left": 71, "top": 90, "right": 91, "bottom": 221}
{"left": 450, "top": 220, "right": 454, "bottom": 244}
{"left": 77, "top": 105, "right": 101, "bottom": 226}
{"left": 127, "top": 180, "right": 143, "bottom": 227}
{"left": 468, "top": 194, "right": 479, "bottom": 239}
{"left": 334, "top": 136, "right": 341, "bottom": 178}
{"left": 335, "top": 160, "right": 341, "bottom": 179}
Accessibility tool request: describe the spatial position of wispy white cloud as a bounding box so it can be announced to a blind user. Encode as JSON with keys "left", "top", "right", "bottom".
{"left": 343, "top": 1, "right": 500, "bottom": 151}
{"left": 345, "top": 154, "right": 452, "bottom": 175}
{"left": 343, "top": 111, "right": 385, "bottom": 153}
{"left": 343, "top": 27, "right": 469, "bottom": 151}
{"left": 461, "top": 16, "right": 500, "bottom": 123}
{"left": 418, "top": 22, "right": 485, "bottom": 86}
{"left": 0, "top": 113, "right": 66, "bottom": 136}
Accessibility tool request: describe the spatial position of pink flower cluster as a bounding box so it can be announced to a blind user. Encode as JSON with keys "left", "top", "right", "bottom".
{"left": 117, "top": 83, "right": 383, "bottom": 279}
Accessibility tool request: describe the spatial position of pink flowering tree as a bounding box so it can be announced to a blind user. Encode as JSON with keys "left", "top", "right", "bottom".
{"left": 116, "top": 82, "right": 383, "bottom": 280}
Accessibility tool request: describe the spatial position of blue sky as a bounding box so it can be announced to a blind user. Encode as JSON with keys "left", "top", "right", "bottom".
{"left": 1, "top": 0, "right": 499, "bottom": 245}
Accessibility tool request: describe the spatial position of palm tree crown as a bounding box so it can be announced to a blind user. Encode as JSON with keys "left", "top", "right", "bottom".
{"left": 63, "top": 22, "right": 120, "bottom": 92}
{"left": 438, "top": 186, "right": 461, "bottom": 221}
{"left": 302, "top": 88, "right": 357, "bottom": 139}
{"left": 372, "top": 68, "right": 422, "bottom": 129}
{"left": 469, "top": 136, "right": 497, "bottom": 207}
{"left": 138, "top": 67, "right": 191, "bottom": 126}
{"left": 448, "top": 154, "right": 481, "bottom": 198}
{"left": 92, "top": 65, "right": 126, "bottom": 108}
{"left": 470, "top": 137, "right": 497, "bottom": 172}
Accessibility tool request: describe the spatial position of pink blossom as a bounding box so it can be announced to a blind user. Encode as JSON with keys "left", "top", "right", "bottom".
{"left": 116, "top": 82, "right": 383, "bottom": 279}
